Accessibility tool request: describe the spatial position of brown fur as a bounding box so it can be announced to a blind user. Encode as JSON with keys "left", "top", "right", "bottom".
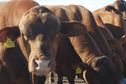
{"left": 46, "top": 5, "right": 120, "bottom": 84}
{"left": 93, "top": 2, "right": 126, "bottom": 77}
{"left": 93, "top": 1, "right": 126, "bottom": 39}
{"left": 61, "top": 21, "right": 119, "bottom": 84}
{"left": 0, "top": 0, "right": 38, "bottom": 84}
{"left": 112, "top": 0, "right": 126, "bottom": 20}
{"left": 0, "top": 1, "right": 39, "bottom": 83}
{"left": 0, "top": 26, "right": 31, "bottom": 84}
{"left": 93, "top": 14, "right": 124, "bottom": 78}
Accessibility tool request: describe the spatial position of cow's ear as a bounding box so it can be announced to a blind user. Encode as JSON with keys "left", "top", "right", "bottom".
{"left": 105, "top": 6, "right": 116, "bottom": 12}
{"left": 0, "top": 26, "right": 20, "bottom": 42}
{"left": 105, "top": 6, "right": 121, "bottom": 15}
{"left": 60, "top": 21, "right": 86, "bottom": 36}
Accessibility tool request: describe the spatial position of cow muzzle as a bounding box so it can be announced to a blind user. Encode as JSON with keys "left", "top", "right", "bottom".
{"left": 35, "top": 59, "right": 50, "bottom": 76}
{"left": 29, "top": 56, "right": 53, "bottom": 76}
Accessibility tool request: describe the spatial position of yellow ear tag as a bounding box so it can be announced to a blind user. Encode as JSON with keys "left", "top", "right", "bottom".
{"left": 76, "top": 67, "right": 82, "bottom": 74}
{"left": 3, "top": 38, "right": 15, "bottom": 48}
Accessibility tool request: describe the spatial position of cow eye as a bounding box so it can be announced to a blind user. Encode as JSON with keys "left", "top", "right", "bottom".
{"left": 25, "top": 32, "right": 35, "bottom": 40}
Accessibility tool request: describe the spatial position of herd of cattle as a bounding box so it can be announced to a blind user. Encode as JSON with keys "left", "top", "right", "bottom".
{"left": 0, "top": 0, "right": 126, "bottom": 84}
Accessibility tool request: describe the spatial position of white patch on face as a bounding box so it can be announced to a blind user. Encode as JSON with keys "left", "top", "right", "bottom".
{"left": 35, "top": 59, "right": 50, "bottom": 76}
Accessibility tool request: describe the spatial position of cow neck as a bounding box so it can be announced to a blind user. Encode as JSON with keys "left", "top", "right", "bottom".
{"left": 68, "top": 32, "right": 103, "bottom": 64}
{"left": 18, "top": 36, "right": 29, "bottom": 61}
{"left": 82, "top": 12, "right": 114, "bottom": 55}
{"left": 83, "top": 15, "right": 114, "bottom": 57}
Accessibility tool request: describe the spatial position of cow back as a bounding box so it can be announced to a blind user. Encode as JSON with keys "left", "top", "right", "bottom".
{"left": 0, "top": 0, "right": 39, "bottom": 27}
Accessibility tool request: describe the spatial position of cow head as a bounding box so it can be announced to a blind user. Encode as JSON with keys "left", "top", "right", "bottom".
{"left": 18, "top": 6, "right": 61, "bottom": 76}
{"left": 112, "top": 0, "right": 126, "bottom": 20}
{"left": 90, "top": 56, "right": 119, "bottom": 84}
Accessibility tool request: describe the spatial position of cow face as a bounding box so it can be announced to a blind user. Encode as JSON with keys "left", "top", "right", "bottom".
{"left": 113, "top": 0, "right": 126, "bottom": 20}
{"left": 19, "top": 6, "right": 61, "bottom": 76}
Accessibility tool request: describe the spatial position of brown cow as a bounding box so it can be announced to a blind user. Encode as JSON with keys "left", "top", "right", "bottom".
{"left": 61, "top": 21, "right": 119, "bottom": 84}
{"left": 112, "top": 0, "right": 126, "bottom": 76}
{"left": 94, "top": 1, "right": 126, "bottom": 39}
{"left": 0, "top": 26, "right": 31, "bottom": 84}
{"left": 93, "top": 3, "right": 126, "bottom": 77}
{"left": 46, "top": 5, "right": 123, "bottom": 84}
{"left": 93, "top": 14, "right": 125, "bottom": 76}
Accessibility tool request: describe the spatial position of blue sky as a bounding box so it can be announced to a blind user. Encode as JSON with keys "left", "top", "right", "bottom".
{"left": 0, "top": 0, "right": 126, "bottom": 11}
